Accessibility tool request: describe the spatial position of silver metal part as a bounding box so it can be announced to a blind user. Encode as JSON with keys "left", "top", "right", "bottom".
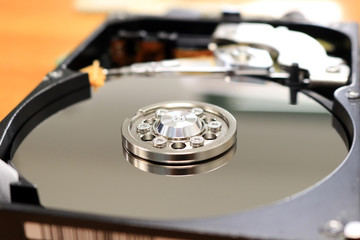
{"left": 136, "top": 122, "right": 151, "bottom": 134}
{"left": 48, "top": 70, "right": 63, "bottom": 79}
{"left": 321, "top": 220, "right": 344, "bottom": 237}
{"left": 208, "top": 121, "right": 222, "bottom": 132}
{"left": 122, "top": 101, "right": 237, "bottom": 170}
{"left": 191, "top": 108, "right": 204, "bottom": 117}
{"left": 155, "top": 108, "right": 169, "bottom": 118}
{"left": 153, "top": 136, "right": 167, "bottom": 148}
{"left": 106, "top": 58, "right": 278, "bottom": 80}
{"left": 106, "top": 60, "right": 231, "bottom": 77}
{"left": 212, "top": 23, "right": 350, "bottom": 87}
{"left": 125, "top": 145, "right": 235, "bottom": 176}
{"left": 214, "top": 45, "right": 273, "bottom": 72}
{"left": 190, "top": 136, "right": 205, "bottom": 148}
{"left": 346, "top": 90, "right": 360, "bottom": 99}
{"left": 154, "top": 111, "right": 203, "bottom": 139}
{"left": 105, "top": 23, "right": 349, "bottom": 89}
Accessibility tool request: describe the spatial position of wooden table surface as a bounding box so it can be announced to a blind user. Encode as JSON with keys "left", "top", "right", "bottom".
{"left": 0, "top": 0, "right": 359, "bottom": 120}
{"left": 0, "top": 0, "right": 104, "bottom": 120}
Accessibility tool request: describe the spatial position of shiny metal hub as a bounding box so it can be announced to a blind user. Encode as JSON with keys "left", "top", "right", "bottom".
{"left": 122, "top": 101, "right": 237, "bottom": 174}
{"left": 154, "top": 111, "right": 204, "bottom": 139}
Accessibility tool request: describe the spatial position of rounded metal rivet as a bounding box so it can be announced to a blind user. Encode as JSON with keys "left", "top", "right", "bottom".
{"left": 208, "top": 42, "right": 217, "bottom": 51}
{"left": 155, "top": 109, "right": 169, "bottom": 118}
{"left": 346, "top": 90, "right": 360, "bottom": 99}
{"left": 49, "top": 70, "right": 63, "bottom": 79}
{"left": 322, "top": 220, "right": 344, "bottom": 237}
{"left": 208, "top": 121, "right": 222, "bottom": 132}
{"left": 137, "top": 122, "right": 151, "bottom": 134}
{"left": 153, "top": 136, "right": 167, "bottom": 148}
{"left": 190, "top": 136, "right": 205, "bottom": 148}
{"left": 191, "top": 108, "right": 204, "bottom": 117}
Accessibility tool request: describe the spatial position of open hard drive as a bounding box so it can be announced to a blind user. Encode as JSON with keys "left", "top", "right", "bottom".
{"left": 1, "top": 10, "right": 360, "bottom": 240}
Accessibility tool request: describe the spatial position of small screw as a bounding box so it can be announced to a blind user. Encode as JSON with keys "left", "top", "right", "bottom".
{"left": 346, "top": 90, "right": 360, "bottom": 99}
{"left": 344, "top": 221, "right": 360, "bottom": 239}
{"left": 137, "top": 122, "right": 151, "bottom": 134}
{"left": 191, "top": 108, "right": 204, "bottom": 117}
{"left": 155, "top": 109, "right": 169, "bottom": 118}
{"left": 49, "top": 70, "right": 63, "bottom": 79}
{"left": 208, "top": 42, "right": 217, "bottom": 51}
{"left": 190, "top": 136, "right": 205, "bottom": 148}
{"left": 208, "top": 121, "right": 222, "bottom": 132}
{"left": 153, "top": 136, "right": 167, "bottom": 148}
{"left": 322, "top": 220, "right": 344, "bottom": 237}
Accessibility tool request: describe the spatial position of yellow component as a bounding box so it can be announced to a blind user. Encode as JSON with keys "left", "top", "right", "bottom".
{"left": 80, "top": 60, "right": 106, "bottom": 89}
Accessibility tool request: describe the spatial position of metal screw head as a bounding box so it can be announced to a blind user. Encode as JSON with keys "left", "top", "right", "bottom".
{"left": 191, "top": 108, "right": 204, "bottom": 117}
{"left": 153, "top": 136, "right": 167, "bottom": 148}
{"left": 42, "top": 76, "right": 50, "bottom": 82}
{"left": 49, "top": 70, "right": 63, "bottom": 79}
{"left": 136, "top": 122, "right": 151, "bottom": 134}
{"left": 322, "top": 220, "right": 344, "bottom": 237}
{"left": 190, "top": 136, "right": 205, "bottom": 148}
{"left": 208, "top": 42, "right": 217, "bottom": 51}
{"left": 155, "top": 109, "right": 169, "bottom": 118}
{"left": 208, "top": 121, "right": 222, "bottom": 132}
{"left": 346, "top": 90, "right": 360, "bottom": 99}
{"left": 344, "top": 221, "right": 360, "bottom": 239}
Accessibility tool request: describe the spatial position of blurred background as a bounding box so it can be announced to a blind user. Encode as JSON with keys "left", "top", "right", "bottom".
{"left": 0, "top": 0, "right": 360, "bottom": 120}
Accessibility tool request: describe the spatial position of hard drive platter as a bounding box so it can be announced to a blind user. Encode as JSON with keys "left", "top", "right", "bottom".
{"left": 1, "top": 13, "right": 360, "bottom": 240}
{"left": 12, "top": 75, "right": 347, "bottom": 220}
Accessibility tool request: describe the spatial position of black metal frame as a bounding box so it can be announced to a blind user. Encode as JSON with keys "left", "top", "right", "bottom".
{"left": 0, "top": 15, "right": 359, "bottom": 240}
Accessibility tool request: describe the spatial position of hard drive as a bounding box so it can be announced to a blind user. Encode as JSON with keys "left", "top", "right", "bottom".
{"left": 0, "top": 12, "right": 360, "bottom": 240}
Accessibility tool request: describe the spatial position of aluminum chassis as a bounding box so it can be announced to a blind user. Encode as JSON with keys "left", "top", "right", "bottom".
{"left": 0, "top": 14, "right": 359, "bottom": 240}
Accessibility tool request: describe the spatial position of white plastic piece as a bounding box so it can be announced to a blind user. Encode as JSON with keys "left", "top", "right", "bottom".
{"left": 344, "top": 221, "right": 360, "bottom": 239}
{"left": 0, "top": 160, "right": 19, "bottom": 202}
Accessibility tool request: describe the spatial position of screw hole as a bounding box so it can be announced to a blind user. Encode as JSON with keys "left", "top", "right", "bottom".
{"left": 203, "top": 132, "right": 217, "bottom": 140}
{"left": 171, "top": 142, "right": 186, "bottom": 149}
{"left": 141, "top": 133, "right": 155, "bottom": 141}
